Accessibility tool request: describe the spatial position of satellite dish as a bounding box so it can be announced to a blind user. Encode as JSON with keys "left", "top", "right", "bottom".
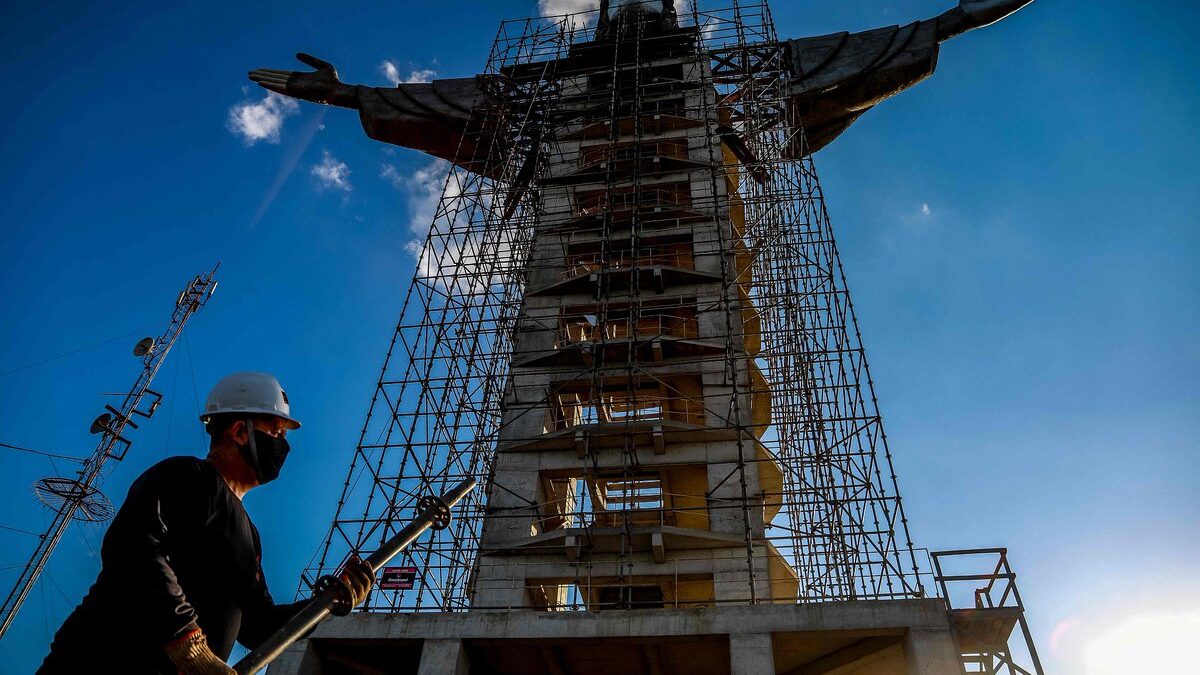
{"left": 34, "top": 477, "right": 115, "bottom": 522}
{"left": 133, "top": 337, "right": 156, "bottom": 357}
{"left": 90, "top": 412, "right": 113, "bottom": 434}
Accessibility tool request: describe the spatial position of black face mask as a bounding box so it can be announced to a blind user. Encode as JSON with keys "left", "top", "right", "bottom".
{"left": 237, "top": 420, "right": 291, "bottom": 485}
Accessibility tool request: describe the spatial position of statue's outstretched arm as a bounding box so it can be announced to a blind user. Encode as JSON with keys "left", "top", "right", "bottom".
{"left": 783, "top": 0, "right": 1035, "bottom": 156}
{"left": 249, "top": 54, "right": 498, "bottom": 174}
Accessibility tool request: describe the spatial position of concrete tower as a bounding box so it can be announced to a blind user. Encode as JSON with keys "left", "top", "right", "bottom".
{"left": 471, "top": 4, "right": 795, "bottom": 613}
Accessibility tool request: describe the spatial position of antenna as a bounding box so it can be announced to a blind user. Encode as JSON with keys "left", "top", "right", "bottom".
{"left": 0, "top": 264, "right": 219, "bottom": 640}
{"left": 132, "top": 337, "right": 156, "bottom": 357}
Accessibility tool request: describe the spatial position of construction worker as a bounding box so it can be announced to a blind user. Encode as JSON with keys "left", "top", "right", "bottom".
{"left": 38, "top": 372, "right": 374, "bottom": 674}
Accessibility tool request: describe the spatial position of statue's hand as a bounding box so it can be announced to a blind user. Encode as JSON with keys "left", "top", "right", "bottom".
{"left": 959, "top": 0, "right": 1034, "bottom": 26}
{"left": 249, "top": 53, "right": 358, "bottom": 109}
{"left": 937, "top": 0, "right": 1033, "bottom": 41}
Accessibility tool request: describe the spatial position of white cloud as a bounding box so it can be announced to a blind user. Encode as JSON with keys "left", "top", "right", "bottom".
{"left": 226, "top": 92, "right": 299, "bottom": 145}
{"left": 379, "top": 60, "right": 438, "bottom": 86}
{"left": 701, "top": 15, "right": 722, "bottom": 42}
{"left": 380, "top": 60, "right": 402, "bottom": 86}
{"left": 311, "top": 151, "right": 352, "bottom": 191}
{"left": 539, "top": 0, "right": 598, "bottom": 16}
{"left": 386, "top": 159, "right": 515, "bottom": 293}
{"left": 404, "top": 68, "right": 437, "bottom": 84}
{"left": 540, "top": 0, "right": 598, "bottom": 31}
{"left": 382, "top": 158, "right": 456, "bottom": 269}
{"left": 380, "top": 163, "right": 405, "bottom": 190}
{"left": 921, "top": 203, "right": 932, "bottom": 216}
{"left": 539, "top": 1, "right": 693, "bottom": 31}
{"left": 402, "top": 159, "right": 454, "bottom": 235}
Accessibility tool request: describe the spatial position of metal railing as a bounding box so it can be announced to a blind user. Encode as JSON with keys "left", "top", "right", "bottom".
{"left": 931, "top": 548, "right": 1045, "bottom": 675}
{"left": 562, "top": 245, "right": 695, "bottom": 279}
{"left": 579, "top": 138, "right": 691, "bottom": 168}
{"left": 556, "top": 314, "right": 701, "bottom": 347}
{"left": 573, "top": 184, "right": 692, "bottom": 216}
{"left": 548, "top": 394, "right": 706, "bottom": 431}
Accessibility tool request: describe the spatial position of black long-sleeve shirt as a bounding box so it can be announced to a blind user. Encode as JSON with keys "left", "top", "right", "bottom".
{"left": 39, "top": 456, "right": 307, "bottom": 673}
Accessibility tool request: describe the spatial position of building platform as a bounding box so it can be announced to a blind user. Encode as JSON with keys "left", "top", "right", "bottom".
{"left": 267, "top": 599, "right": 963, "bottom": 675}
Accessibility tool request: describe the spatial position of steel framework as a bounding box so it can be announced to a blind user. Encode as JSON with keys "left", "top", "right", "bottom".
{"left": 305, "top": 0, "right": 923, "bottom": 612}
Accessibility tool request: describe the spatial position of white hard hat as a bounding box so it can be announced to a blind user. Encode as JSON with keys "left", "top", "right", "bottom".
{"left": 199, "top": 372, "right": 301, "bottom": 429}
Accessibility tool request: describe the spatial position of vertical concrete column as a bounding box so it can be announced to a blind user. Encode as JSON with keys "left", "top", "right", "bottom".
{"left": 729, "top": 632, "right": 775, "bottom": 675}
{"left": 903, "top": 628, "right": 962, "bottom": 675}
{"left": 418, "top": 638, "right": 471, "bottom": 675}
{"left": 470, "top": 557, "right": 528, "bottom": 610}
{"left": 478, "top": 466, "right": 538, "bottom": 545}
{"left": 712, "top": 548, "right": 772, "bottom": 604}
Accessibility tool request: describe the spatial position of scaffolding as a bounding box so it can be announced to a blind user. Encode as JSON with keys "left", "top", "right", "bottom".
{"left": 305, "top": 0, "right": 923, "bottom": 613}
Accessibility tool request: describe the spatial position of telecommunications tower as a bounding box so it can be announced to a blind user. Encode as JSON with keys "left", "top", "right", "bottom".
{"left": 0, "top": 267, "right": 218, "bottom": 639}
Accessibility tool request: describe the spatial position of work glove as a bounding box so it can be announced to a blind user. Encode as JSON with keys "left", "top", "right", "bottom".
{"left": 165, "top": 627, "right": 235, "bottom": 674}
{"left": 328, "top": 555, "right": 375, "bottom": 616}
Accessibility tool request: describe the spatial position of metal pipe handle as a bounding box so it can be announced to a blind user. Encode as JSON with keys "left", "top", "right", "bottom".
{"left": 233, "top": 478, "right": 476, "bottom": 674}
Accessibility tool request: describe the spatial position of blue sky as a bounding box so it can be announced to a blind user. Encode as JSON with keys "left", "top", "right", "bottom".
{"left": 1, "top": 1, "right": 1197, "bottom": 672}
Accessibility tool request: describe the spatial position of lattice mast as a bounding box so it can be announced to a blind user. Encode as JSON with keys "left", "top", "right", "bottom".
{"left": 0, "top": 267, "right": 219, "bottom": 639}
{"left": 308, "top": 0, "right": 921, "bottom": 611}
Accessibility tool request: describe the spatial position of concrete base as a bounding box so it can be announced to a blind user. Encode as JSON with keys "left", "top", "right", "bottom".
{"left": 267, "top": 600, "right": 960, "bottom": 675}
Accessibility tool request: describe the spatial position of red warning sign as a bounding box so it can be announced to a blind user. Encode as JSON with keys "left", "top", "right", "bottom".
{"left": 380, "top": 566, "right": 417, "bottom": 590}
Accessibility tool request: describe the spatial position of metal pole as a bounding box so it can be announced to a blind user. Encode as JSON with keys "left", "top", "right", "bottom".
{"left": 232, "top": 478, "right": 477, "bottom": 675}
{"left": 1010, "top": 578, "right": 1046, "bottom": 675}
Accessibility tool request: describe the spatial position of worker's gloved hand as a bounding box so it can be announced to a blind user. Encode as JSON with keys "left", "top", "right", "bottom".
{"left": 328, "top": 555, "right": 374, "bottom": 616}
{"left": 165, "top": 627, "right": 235, "bottom": 674}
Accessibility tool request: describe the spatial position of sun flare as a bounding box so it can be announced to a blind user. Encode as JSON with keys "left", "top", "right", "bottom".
{"left": 1087, "top": 613, "right": 1200, "bottom": 675}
